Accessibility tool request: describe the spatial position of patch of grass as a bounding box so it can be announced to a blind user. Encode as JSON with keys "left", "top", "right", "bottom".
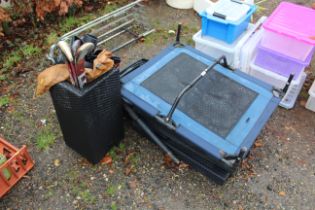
{"left": 111, "top": 202, "right": 118, "bottom": 210}
{"left": 186, "top": 38, "right": 194, "bottom": 46}
{"left": 102, "top": 4, "right": 119, "bottom": 14}
{"left": 118, "top": 143, "right": 126, "bottom": 151}
{"left": 20, "top": 44, "right": 42, "bottom": 57}
{"left": 128, "top": 152, "right": 140, "bottom": 166}
{"left": 45, "top": 32, "right": 58, "bottom": 46}
{"left": 60, "top": 14, "right": 95, "bottom": 33}
{"left": 72, "top": 182, "right": 96, "bottom": 204}
{"left": 80, "top": 189, "right": 96, "bottom": 204}
{"left": 36, "top": 126, "right": 56, "bottom": 150}
{"left": 108, "top": 147, "right": 118, "bottom": 161}
{"left": 60, "top": 16, "right": 81, "bottom": 33}
{"left": 0, "top": 96, "right": 9, "bottom": 108}
{"left": 3, "top": 51, "right": 22, "bottom": 69}
{"left": 106, "top": 185, "right": 117, "bottom": 197}
{"left": 2, "top": 44, "right": 42, "bottom": 69}
{"left": 0, "top": 74, "right": 7, "bottom": 81}
{"left": 144, "top": 29, "right": 168, "bottom": 45}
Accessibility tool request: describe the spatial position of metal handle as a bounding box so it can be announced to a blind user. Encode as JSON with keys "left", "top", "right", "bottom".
{"left": 165, "top": 56, "right": 229, "bottom": 124}
{"left": 120, "top": 59, "right": 149, "bottom": 78}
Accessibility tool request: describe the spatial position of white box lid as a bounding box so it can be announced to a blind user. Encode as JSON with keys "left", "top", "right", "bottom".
{"left": 206, "top": 0, "right": 250, "bottom": 22}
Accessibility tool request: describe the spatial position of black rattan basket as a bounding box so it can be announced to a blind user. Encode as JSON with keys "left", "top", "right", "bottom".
{"left": 50, "top": 68, "right": 124, "bottom": 164}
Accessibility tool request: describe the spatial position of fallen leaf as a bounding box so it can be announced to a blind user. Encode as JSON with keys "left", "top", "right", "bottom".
{"left": 300, "top": 100, "right": 307, "bottom": 107}
{"left": 54, "top": 159, "right": 61, "bottom": 167}
{"left": 109, "top": 169, "right": 114, "bottom": 174}
{"left": 124, "top": 152, "right": 135, "bottom": 165}
{"left": 128, "top": 179, "right": 137, "bottom": 190}
{"left": 125, "top": 167, "right": 132, "bottom": 176}
{"left": 124, "top": 165, "right": 135, "bottom": 176}
{"left": 279, "top": 191, "right": 286, "bottom": 196}
{"left": 163, "top": 154, "right": 176, "bottom": 168}
{"left": 178, "top": 162, "right": 190, "bottom": 170}
{"left": 101, "top": 155, "right": 113, "bottom": 166}
{"left": 254, "top": 142, "right": 263, "bottom": 148}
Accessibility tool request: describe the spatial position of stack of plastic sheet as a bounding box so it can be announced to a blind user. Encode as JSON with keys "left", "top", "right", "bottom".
{"left": 121, "top": 45, "right": 280, "bottom": 184}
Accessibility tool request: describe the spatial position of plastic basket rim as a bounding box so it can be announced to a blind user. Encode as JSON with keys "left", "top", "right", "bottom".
{"left": 51, "top": 68, "right": 118, "bottom": 97}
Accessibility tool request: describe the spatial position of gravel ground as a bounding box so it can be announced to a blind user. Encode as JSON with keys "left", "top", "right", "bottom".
{"left": 1, "top": 1, "right": 315, "bottom": 209}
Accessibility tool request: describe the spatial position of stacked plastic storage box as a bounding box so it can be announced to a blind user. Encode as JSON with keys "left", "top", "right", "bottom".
{"left": 193, "top": 0, "right": 257, "bottom": 69}
{"left": 306, "top": 82, "right": 315, "bottom": 112}
{"left": 239, "top": 22, "right": 307, "bottom": 109}
{"left": 252, "top": 2, "right": 315, "bottom": 108}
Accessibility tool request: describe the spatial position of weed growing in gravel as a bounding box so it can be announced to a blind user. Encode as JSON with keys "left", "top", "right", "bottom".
{"left": 101, "top": 4, "right": 119, "bottom": 14}
{"left": 45, "top": 32, "right": 58, "bottom": 46}
{"left": 21, "top": 44, "right": 42, "bottom": 58}
{"left": 36, "top": 126, "right": 56, "bottom": 150}
{"left": 2, "top": 44, "right": 42, "bottom": 70}
{"left": 0, "top": 74, "right": 7, "bottom": 81}
{"left": 111, "top": 202, "right": 118, "bottom": 210}
{"left": 106, "top": 185, "right": 117, "bottom": 197}
{"left": 60, "top": 14, "right": 95, "bottom": 33}
{"left": 0, "top": 96, "right": 9, "bottom": 108}
{"left": 2, "top": 51, "right": 22, "bottom": 69}
{"left": 128, "top": 153, "right": 140, "bottom": 166}
{"left": 108, "top": 147, "right": 118, "bottom": 161}
{"left": 118, "top": 143, "right": 126, "bottom": 151}
{"left": 71, "top": 182, "right": 96, "bottom": 204}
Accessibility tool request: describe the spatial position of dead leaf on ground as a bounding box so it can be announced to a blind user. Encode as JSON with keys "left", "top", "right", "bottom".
{"left": 163, "top": 154, "right": 176, "bottom": 168}
{"left": 254, "top": 140, "right": 263, "bottom": 148}
{"left": 54, "top": 159, "right": 61, "bottom": 167}
{"left": 101, "top": 155, "right": 113, "bottom": 166}
{"left": 124, "top": 152, "right": 135, "bottom": 165}
{"left": 128, "top": 179, "right": 138, "bottom": 190}
{"left": 124, "top": 165, "right": 135, "bottom": 176}
{"left": 279, "top": 191, "right": 286, "bottom": 196}
{"left": 178, "top": 162, "right": 190, "bottom": 170}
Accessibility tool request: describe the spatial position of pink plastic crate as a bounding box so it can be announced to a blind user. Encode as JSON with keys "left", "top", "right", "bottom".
{"left": 254, "top": 43, "right": 314, "bottom": 80}
{"left": 261, "top": 2, "right": 315, "bottom": 60}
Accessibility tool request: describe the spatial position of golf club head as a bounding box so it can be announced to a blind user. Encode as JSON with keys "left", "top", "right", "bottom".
{"left": 76, "top": 42, "right": 95, "bottom": 61}
{"left": 71, "top": 39, "right": 82, "bottom": 58}
{"left": 75, "top": 42, "right": 95, "bottom": 89}
{"left": 81, "top": 34, "right": 98, "bottom": 48}
{"left": 57, "top": 41, "right": 77, "bottom": 86}
{"left": 57, "top": 41, "right": 74, "bottom": 62}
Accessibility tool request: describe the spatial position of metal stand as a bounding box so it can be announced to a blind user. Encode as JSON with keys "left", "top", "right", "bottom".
{"left": 47, "top": 0, "right": 155, "bottom": 64}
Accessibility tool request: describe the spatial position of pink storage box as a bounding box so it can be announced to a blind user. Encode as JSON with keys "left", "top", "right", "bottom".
{"left": 261, "top": 2, "right": 315, "bottom": 60}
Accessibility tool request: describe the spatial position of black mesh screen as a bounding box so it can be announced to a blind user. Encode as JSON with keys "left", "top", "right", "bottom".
{"left": 141, "top": 53, "right": 258, "bottom": 138}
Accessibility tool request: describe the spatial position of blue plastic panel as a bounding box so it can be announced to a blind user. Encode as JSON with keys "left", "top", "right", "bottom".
{"left": 122, "top": 46, "right": 280, "bottom": 157}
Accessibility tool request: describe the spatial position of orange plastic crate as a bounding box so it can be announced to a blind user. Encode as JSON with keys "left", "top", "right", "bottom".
{"left": 0, "top": 137, "right": 34, "bottom": 198}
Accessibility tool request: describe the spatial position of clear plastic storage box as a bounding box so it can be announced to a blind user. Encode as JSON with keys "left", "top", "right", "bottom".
{"left": 250, "top": 61, "right": 306, "bottom": 109}
{"left": 262, "top": 2, "right": 315, "bottom": 53}
{"left": 200, "top": 1, "right": 256, "bottom": 44}
{"left": 306, "top": 81, "right": 315, "bottom": 112}
{"left": 193, "top": 17, "right": 265, "bottom": 69}
{"left": 254, "top": 43, "right": 314, "bottom": 80}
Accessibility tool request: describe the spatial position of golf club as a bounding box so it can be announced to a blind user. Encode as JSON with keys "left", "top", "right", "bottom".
{"left": 57, "top": 41, "right": 78, "bottom": 86}
{"left": 71, "top": 39, "right": 82, "bottom": 58}
{"left": 75, "top": 42, "right": 95, "bottom": 89}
